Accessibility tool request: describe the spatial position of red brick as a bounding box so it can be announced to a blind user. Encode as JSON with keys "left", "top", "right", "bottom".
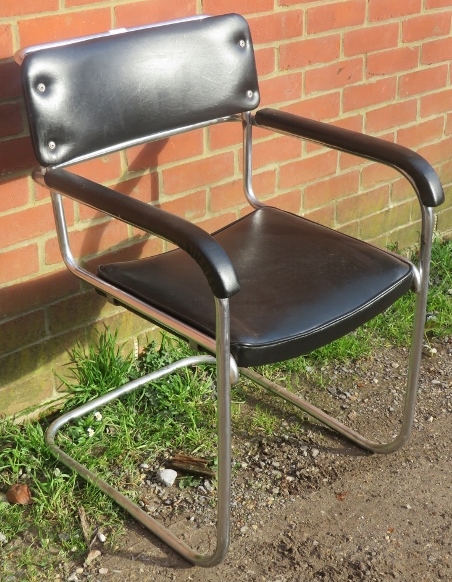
{"left": 0, "top": 176, "right": 30, "bottom": 213}
{"left": 115, "top": 0, "right": 196, "bottom": 28}
{"left": 303, "top": 205, "right": 335, "bottom": 228}
{"left": 438, "top": 158, "right": 452, "bottom": 184}
{"left": 0, "top": 62, "right": 23, "bottom": 100}
{"left": 0, "top": 137, "right": 37, "bottom": 176}
{"left": 304, "top": 171, "right": 360, "bottom": 209}
{"left": 279, "top": 150, "right": 338, "bottom": 190}
{"left": 343, "top": 23, "right": 399, "bottom": 57}
{"left": 0, "top": 202, "right": 57, "bottom": 248}
{"left": 366, "top": 100, "right": 417, "bottom": 133}
{"left": 397, "top": 118, "right": 445, "bottom": 148}
{"left": 0, "top": 24, "right": 13, "bottom": 59}
{"left": 248, "top": 11, "right": 303, "bottom": 45}
{"left": 402, "top": 13, "right": 451, "bottom": 43}
{"left": 421, "top": 88, "right": 452, "bottom": 118}
{"left": 392, "top": 177, "right": 415, "bottom": 204}
{"left": 255, "top": 47, "right": 276, "bottom": 76}
{"left": 0, "top": 269, "right": 80, "bottom": 318}
{"left": 279, "top": 0, "right": 318, "bottom": 4}
{"left": 197, "top": 212, "right": 238, "bottom": 234}
{"left": 446, "top": 113, "right": 452, "bottom": 135}
{"left": 284, "top": 92, "right": 341, "bottom": 121}
{"left": 0, "top": 103, "right": 23, "bottom": 138}
{"left": 336, "top": 184, "right": 390, "bottom": 225}
{"left": 241, "top": 135, "right": 302, "bottom": 169}
{"left": 162, "top": 152, "right": 235, "bottom": 195}
{"left": 18, "top": 9, "right": 111, "bottom": 46}
{"left": 1, "top": 0, "right": 58, "bottom": 18}
{"left": 279, "top": 35, "right": 341, "bottom": 70}
{"left": 70, "top": 154, "right": 121, "bottom": 184}
{"left": 45, "top": 218, "right": 129, "bottom": 264}
{"left": 0, "top": 244, "right": 39, "bottom": 285}
{"left": 368, "top": 0, "right": 421, "bottom": 22}
{"left": 343, "top": 78, "right": 396, "bottom": 112}
{"left": 208, "top": 122, "right": 242, "bottom": 151}
{"left": 65, "top": 0, "right": 110, "bottom": 5}
{"left": 158, "top": 190, "right": 207, "bottom": 221}
{"left": 399, "top": 65, "right": 448, "bottom": 98}
{"left": 113, "top": 173, "right": 159, "bottom": 205}
{"left": 367, "top": 47, "right": 419, "bottom": 77}
{"left": 210, "top": 170, "right": 276, "bottom": 212}
{"left": 361, "top": 160, "right": 400, "bottom": 190}
{"left": 425, "top": 0, "right": 452, "bottom": 8}
{"left": 305, "top": 58, "right": 363, "bottom": 94}
{"left": 259, "top": 73, "right": 302, "bottom": 106}
{"left": 340, "top": 151, "right": 369, "bottom": 171}
{"left": 307, "top": 1, "right": 366, "bottom": 35}
{"left": 202, "top": 0, "right": 274, "bottom": 15}
{"left": 264, "top": 189, "right": 301, "bottom": 214}
{"left": 127, "top": 130, "right": 204, "bottom": 172}
{"left": 421, "top": 37, "right": 452, "bottom": 65}
{"left": 417, "top": 137, "right": 452, "bottom": 166}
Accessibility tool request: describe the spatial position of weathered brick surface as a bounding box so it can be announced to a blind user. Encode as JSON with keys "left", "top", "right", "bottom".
{"left": 1, "top": 0, "right": 451, "bottom": 417}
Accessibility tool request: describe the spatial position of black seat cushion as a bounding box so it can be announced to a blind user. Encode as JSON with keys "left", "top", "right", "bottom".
{"left": 98, "top": 207, "right": 413, "bottom": 367}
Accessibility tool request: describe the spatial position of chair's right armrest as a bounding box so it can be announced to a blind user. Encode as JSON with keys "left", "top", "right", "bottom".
{"left": 255, "top": 108, "right": 444, "bottom": 209}
{"left": 43, "top": 168, "right": 240, "bottom": 299}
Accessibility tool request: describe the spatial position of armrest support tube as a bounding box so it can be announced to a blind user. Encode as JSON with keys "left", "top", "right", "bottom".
{"left": 43, "top": 168, "right": 240, "bottom": 299}
{"left": 254, "top": 108, "right": 444, "bottom": 208}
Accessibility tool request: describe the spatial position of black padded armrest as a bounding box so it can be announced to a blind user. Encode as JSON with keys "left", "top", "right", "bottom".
{"left": 44, "top": 168, "right": 240, "bottom": 299}
{"left": 255, "top": 108, "right": 444, "bottom": 208}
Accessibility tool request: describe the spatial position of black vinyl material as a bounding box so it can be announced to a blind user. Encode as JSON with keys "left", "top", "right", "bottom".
{"left": 98, "top": 207, "right": 414, "bottom": 367}
{"left": 21, "top": 14, "right": 259, "bottom": 166}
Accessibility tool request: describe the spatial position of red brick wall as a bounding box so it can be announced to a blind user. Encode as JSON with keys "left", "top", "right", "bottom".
{"left": 1, "top": 0, "right": 451, "bottom": 417}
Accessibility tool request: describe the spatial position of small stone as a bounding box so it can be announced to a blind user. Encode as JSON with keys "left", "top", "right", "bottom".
{"left": 139, "top": 463, "right": 150, "bottom": 470}
{"left": 0, "top": 532, "right": 7, "bottom": 544}
{"left": 75, "top": 568, "right": 84, "bottom": 574}
{"left": 97, "top": 532, "right": 107, "bottom": 543}
{"left": 156, "top": 469, "right": 177, "bottom": 487}
{"left": 99, "top": 567, "right": 109, "bottom": 574}
{"left": 67, "top": 575, "right": 79, "bottom": 582}
{"left": 311, "top": 448, "right": 320, "bottom": 458}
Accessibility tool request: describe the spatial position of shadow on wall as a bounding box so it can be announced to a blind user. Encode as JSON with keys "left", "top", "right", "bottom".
{"left": 0, "top": 57, "right": 170, "bottom": 397}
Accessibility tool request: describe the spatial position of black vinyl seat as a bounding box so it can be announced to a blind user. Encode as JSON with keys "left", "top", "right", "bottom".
{"left": 99, "top": 206, "right": 414, "bottom": 367}
{"left": 16, "top": 12, "right": 444, "bottom": 568}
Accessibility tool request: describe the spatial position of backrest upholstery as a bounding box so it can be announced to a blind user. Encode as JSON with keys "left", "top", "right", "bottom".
{"left": 20, "top": 13, "right": 259, "bottom": 167}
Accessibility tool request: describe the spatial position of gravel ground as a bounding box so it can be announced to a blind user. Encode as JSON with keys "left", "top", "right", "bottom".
{"left": 9, "top": 337, "right": 452, "bottom": 581}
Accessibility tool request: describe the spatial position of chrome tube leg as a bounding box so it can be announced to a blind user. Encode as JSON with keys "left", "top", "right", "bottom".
{"left": 241, "top": 209, "right": 435, "bottom": 454}
{"left": 45, "top": 300, "right": 234, "bottom": 567}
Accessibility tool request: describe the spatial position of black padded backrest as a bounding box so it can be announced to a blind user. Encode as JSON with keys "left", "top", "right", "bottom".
{"left": 21, "top": 14, "right": 260, "bottom": 167}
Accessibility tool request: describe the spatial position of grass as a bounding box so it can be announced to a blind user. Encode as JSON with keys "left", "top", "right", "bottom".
{"left": 1, "top": 238, "right": 451, "bottom": 579}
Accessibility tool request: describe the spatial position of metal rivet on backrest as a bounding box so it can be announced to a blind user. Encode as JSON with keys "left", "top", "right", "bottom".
{"left": 239, "top": 40, "right": 246, "bottom": 48}
{"left": 37, "top": 83, "right": 46, "bottom": 93}
{"left": 48, "top": 141, "right": 56, "bottom": 150}
{"left": 247, "top": 90, "right": 254, "bottom": 99}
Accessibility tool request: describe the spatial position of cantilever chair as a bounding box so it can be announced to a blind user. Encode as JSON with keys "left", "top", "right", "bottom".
{"left": 16, "top": 14, "right": 443, "bottom": 566}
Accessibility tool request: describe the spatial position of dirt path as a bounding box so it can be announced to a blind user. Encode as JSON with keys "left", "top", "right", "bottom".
{"left": 70, "top": 338, "right": 452, "bottom": 582}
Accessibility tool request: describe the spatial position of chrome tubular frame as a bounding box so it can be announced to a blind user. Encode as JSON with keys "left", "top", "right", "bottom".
{"left": 238, "top": 133, "right": 435, "bottom": 452}
{"left": 46, "top": 296, "right": 233, "bottom": 567}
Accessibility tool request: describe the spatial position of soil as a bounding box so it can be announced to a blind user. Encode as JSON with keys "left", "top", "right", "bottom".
{"left": 12, "top": 337, "right": 452, "bottom": 581}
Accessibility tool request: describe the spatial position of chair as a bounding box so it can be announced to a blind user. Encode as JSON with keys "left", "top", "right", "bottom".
{"left": 16, "top": 13, "right": 443, "bottom": 567}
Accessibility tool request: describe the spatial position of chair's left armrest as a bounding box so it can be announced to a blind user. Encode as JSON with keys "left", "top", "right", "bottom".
{"left": 254, "top": 108, "right": 444, "bottom": 209}
{"left": 43, "top": 168, "right": 240, "bottom": 299}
